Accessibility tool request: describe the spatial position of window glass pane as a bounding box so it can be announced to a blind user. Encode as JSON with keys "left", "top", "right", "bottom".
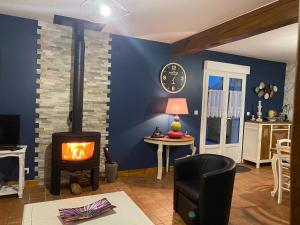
{"left": 206, "top": 118, "right": 221, "bottom": 145}
{"left": 209, "top": 76, "right": 223, "bottom": 90}
{"left": 206, "top": 76, "right": 223, "bottom": 145}
{"left": 226, "top": 119, "right": 240, "bottom": 144}
{"left": 226, "top": 78, "right": 242, "bottom": 144}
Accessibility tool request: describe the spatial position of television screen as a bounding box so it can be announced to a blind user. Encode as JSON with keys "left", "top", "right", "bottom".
{"left": 0, "top": 115, "right": 20, "bottom": 146}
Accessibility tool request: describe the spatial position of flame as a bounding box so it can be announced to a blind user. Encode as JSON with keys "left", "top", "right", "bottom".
{"left": 62, "top": 142, "right": 95, "bottom": 161}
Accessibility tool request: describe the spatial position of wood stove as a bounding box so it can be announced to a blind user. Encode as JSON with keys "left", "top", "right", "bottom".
{"left": 50, "top": 16, "right": 104, "bottom": 195}
{"left": 51, "top": 132, "right": 100, "bottom": 195}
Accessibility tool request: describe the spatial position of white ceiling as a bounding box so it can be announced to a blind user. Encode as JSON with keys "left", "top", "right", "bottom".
{"left": 0, "top": 0, "right": 297, "bottom": 63}
{"left": 0, "top": 0, "right": 274, "bottom": 43}
{"left": 211, "top": 23, "right": 298, "bottom": 63}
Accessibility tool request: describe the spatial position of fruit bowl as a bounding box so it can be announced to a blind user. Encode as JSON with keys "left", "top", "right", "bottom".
{"left": 59, "top": 198, "right": 116, "bottom": 223}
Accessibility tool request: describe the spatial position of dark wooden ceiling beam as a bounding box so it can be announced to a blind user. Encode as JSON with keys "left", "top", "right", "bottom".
{"left": 171, "top": 0, "right": 299, "bottom": 57}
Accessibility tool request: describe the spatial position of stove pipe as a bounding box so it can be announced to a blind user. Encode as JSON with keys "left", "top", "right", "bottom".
{"left": 72, "top": 23, "right": 85, "bottom": 133}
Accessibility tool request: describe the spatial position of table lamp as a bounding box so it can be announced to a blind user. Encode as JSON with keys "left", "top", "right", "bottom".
{"left": 165, "top": 98, "right": 189, "bottom": 138}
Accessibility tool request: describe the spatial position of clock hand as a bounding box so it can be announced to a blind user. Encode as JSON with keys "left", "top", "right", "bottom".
{"left": 171, "top": 71, "right": 179, "bottom": 84}
{"left": 172, "top": 76, "right": 175, "bottom": 84}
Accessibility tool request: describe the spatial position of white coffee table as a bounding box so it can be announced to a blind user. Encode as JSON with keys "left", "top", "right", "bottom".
{"left": 22, "top": 191, "right": 154, "bottom": 225}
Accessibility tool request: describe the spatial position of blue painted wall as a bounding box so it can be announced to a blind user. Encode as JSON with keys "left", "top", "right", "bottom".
{"left": 0, "top": 14, "right": 37, "bottom": 180}
{"left": 109, "top": 35, "right": 171, "bottom": 170}
{"left": 109, "top": 35, "right": 286, "bottom": 170}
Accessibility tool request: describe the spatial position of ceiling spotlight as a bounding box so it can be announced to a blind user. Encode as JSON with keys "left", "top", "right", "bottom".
{"left": 100, "top": 4, "right": 111, "bottom": 17}
{"left": 81, "top": 0, "right": 129, "bottom": 23}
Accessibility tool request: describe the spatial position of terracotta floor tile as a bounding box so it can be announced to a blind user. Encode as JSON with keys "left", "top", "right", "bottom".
{"left": 29, "top": 192, "right": 45, "bottom": 200}
{"left": 28, "top": 197, "right": 45, "bottom": 204}
{"left": 6, "top": 216, "right": 22, "bottom": 224}
{"left": 147, "top": 213, "right": 163, "bottom": 224}
{"left": 0, "top": 219, "right": 7, "bottom": 225}
{"left": 29, "top": 186, "right": 45, "bottom": 194}
{"left": 7, "top": 222, "right": 21, "bottom": 225}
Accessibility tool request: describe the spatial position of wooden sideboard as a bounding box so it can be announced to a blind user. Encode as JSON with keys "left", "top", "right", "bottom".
{"left": 242, "top": 121, "right": 291, "bottom": 168}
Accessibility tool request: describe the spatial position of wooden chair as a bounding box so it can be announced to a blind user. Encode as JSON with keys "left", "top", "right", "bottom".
{"left": 276, "top": 139, "right": 291, "bottom": 204}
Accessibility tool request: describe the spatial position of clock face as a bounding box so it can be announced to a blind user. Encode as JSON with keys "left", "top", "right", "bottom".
{"left": 160, "top": 63, "right": 186, "bottom": 93}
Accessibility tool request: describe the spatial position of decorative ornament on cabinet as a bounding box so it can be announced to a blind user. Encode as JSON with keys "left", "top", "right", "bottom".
{"left": 256, "top": 100, "right": 263, "bottom": 122}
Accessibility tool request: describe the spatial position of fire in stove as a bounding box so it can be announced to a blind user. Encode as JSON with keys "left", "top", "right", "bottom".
{"left": 62, "top": 142, "right": 95, "bottom": 161}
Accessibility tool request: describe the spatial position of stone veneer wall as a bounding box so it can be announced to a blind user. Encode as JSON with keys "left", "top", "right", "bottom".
{"left": 36, "top": 21, "right": 111, "bottom": 184}
{"left": 284, "top": 63, "right": 296, "bottom": 121}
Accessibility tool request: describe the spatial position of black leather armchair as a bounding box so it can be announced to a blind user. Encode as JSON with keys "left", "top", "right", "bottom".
{"left": 174, "top": 154, "right": 236, "bottom": 225}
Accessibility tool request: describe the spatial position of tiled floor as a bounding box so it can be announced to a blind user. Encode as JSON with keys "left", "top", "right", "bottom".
{"left": 0, "top": 164, "right": 290, "bottom": 225}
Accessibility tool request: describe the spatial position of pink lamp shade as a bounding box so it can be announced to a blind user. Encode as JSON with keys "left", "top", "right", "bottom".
{"left": 165, "top": 98, "right": 189, "bottom": 115}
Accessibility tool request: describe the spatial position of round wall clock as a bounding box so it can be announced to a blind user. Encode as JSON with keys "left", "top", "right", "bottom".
{"left": 160, "top": 62, "right": 187, "bottom": 93}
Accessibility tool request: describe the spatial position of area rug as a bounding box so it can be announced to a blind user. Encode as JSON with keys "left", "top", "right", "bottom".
{"left": 236, "top": 165, "right": 251, "bottom": 173}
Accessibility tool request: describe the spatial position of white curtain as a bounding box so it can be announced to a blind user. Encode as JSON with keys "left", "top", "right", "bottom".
{"left": 207, "top": 90, "right": 242, "bottom": 118}
{"left": 228, "top": 91, "right": 242, "bottom": 118}
{"left": 207, "top": 90, "right": 223, "bottom": 118}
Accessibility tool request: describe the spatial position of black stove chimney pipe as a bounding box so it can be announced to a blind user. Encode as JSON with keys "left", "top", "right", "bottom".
{"left": 72, "top": 24, "right": 85, "bottom": 133}
{"left": 53, "top": 15, "right": 104, "bottom": 133}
